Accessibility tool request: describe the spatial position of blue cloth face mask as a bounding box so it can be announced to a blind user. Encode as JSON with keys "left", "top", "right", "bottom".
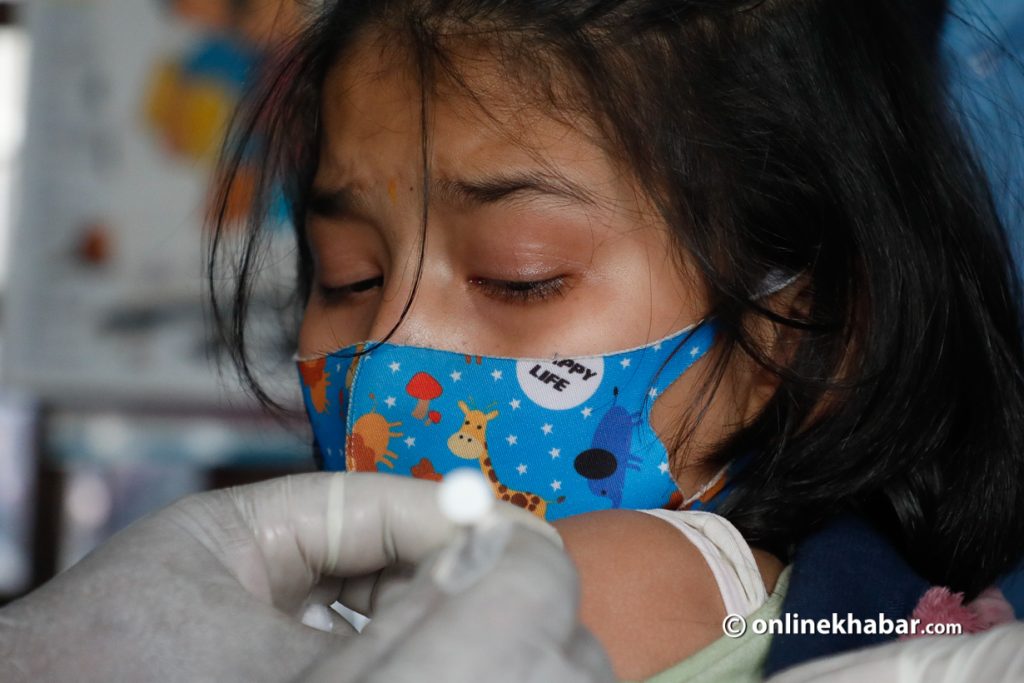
{"left": 297, "top": 320, "right": 728, "bottom": 522}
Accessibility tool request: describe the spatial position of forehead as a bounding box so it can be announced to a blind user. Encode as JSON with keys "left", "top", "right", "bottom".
{"left": 317, "top": 29, "right": 617, "bottom": 192}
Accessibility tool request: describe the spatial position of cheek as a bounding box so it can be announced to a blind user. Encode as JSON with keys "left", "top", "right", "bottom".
{"left": 648, "top": 350, "right": 756, "bottom": 475}
{"left": 296, "top": 300, "right": 328, "bottom": 358}
{"left": 297, "top": 298, "right": 368, "bottom": 357}
{"left": 648, "top": 357, "right": 706, "bottom": 461}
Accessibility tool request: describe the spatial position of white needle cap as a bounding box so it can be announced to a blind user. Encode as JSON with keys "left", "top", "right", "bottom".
{"left": 438, "top": 468, "right": 494, "bottom": 525}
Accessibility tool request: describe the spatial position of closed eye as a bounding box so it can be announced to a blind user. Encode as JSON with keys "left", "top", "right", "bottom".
{"left": 469, "top": 276, "right": 568, "bottom": 304}
{"left": 317, "top": 276, "right": 384, "bottom": 304}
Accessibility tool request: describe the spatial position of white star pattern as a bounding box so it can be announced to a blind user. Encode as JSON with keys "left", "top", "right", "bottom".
{"left": 405, "top": 437, "right": 416, "bottom": 448}
{"left": 620, "top": 358, "right": 632, "bottom": 368}
{"left": 388, "top": 361, "right": 401, "bottom": 373}
{"left": 549, "top": 448, "right": 561, "bottom": 459}
{"left": 517, "top": 463, "right": 528, "bottom": 475}
{"left": 491, "top": 369, "right": 503, "bottom": 381}
{"left": 365, "top": 353, "right": 373, "bottom": 360}
{"left": 336, "top": 363, "right": 343, "bottom": 372}
{"left": 658, "top": 461, "right": 670, "bottom": 474}
{"left": 449, "top": 370, "right": 462, "bottom": 382}
{"left": 551, "top": 480, "right": 562, "bottom": 492}
{"left": 654, "top": 343, "right": 663, "bottom": 351}
{"left": 541, "top": 423, "right": 553, "bottom": 436}
{"left": 506, "top": 434, "right": 518, "bottom": 446}
{"left": 649, "top": 387, "right": 659, "bottom": 399}
{"left": 689, "top": 345, "right": 701, "bottom": 357}
{"left": 509, "top": 399, "right": 521, "bottom": 410}
{"left": 581, "top": 407, "right": 593, "bottom": 418}
{"left": 384, "top": 396, "right": 397, "bottom": 408}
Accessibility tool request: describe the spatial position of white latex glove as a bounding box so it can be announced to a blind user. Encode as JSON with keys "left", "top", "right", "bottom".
{"left": 768, "top": 622, "right": 1024, "bottom": 683}
{"left": 0, "top": 472, "right": 614, "bottom": 683}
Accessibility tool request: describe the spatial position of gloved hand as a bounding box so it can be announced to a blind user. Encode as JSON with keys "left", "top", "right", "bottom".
{"left": 0, "top": 472, "right": 614, "bottom": 683}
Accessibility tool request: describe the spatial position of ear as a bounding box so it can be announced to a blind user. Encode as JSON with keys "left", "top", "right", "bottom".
{"left": 742, "top": 272, "right": 813, "bottom": 415}
{"left": 458, "top": 400, "right": 470, "bottom": 415}
{"left": 484, "top": 410, "right": 499, "bottom": 422}
{"left": 755, "top": 272, "right": 812, "bottom": 368}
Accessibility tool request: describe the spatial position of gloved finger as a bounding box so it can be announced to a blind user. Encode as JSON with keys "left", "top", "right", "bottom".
{"left": 299, "top": 576, "right": 345, "bottom": 618}
{"left": 336, "top": 562, "right": 416, "bottom": 617}
{"left": 563, "top": 625, "right": 617, "bottom": 683}
{"left": 361, "top": 614, "right": 617, "bottom": 683}
{"left": 335, "top": 572, "right": 379, "bottom": 616}
{"left": 366, "top": 637, "right": 614, "bottom": 683}
{"left": 299, "top": 603, "right": 360, "bottom": 636}
{"left": 298, "top": 552, "right": 453, "bottom": 682}
{"left": 296, "top": 577, "right": 362, "bottom": 636}
{"left": 304, "top": 522, "right": 612, "bottom": 683}
{"left": 379, "top": 522, "right": 583, "bottom": 652}
{"left": 518, "top": 644, "right": 618, "bottom": 683}
{"left": 322, "top": 472, "right": 562, "bottom": 572}
{"left": 222, "top": 472, "right": 561, "bottom": 612}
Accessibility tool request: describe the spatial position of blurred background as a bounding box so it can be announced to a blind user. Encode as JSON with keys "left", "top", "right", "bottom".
{"left": 0, "top": 0, "right": 1022, "bottom": 610}
{"left": 0, "top": 0, "right": 313, "bottom": 603}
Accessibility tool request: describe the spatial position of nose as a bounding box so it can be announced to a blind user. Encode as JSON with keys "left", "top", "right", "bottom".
{"left": 363, "top": 236, "right": 459, "bottom": 347}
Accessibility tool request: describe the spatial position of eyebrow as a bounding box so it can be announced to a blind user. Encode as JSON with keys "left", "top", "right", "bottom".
{"left": 307, "top": 169, "right": 597, "bottom": 220}
{"left": 435, "top": 170, "right": 598, "bottom": 208}
{"left": 306, "top": 186, "right": 372, "bottom": 221}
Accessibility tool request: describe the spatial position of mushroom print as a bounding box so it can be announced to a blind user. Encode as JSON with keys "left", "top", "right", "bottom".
{"left": 410, "top": 457, "right": 443, "bottom": 482}
{"left": 406, "top": 372, "right": 443, "bottom": 423}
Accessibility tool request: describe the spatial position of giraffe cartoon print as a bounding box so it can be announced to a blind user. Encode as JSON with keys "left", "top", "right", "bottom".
{"left": 297, "top": 320, "right": 731, "bottom": 519}
{"left": 448, "top": 401, "right": 566, "bottom": 520}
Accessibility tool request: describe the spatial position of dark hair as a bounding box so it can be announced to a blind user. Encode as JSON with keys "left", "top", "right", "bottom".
{"left": 209, "top": 0, "right": 1024, "bottom": 597}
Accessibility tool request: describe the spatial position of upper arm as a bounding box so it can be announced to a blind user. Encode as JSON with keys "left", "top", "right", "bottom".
{"left": 552, "top": 510, "right": 728, "bottom": 681}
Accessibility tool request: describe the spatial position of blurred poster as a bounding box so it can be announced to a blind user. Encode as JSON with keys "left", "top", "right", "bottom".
{"left": 5, "top": 0, "right": 302, "bottom": 408}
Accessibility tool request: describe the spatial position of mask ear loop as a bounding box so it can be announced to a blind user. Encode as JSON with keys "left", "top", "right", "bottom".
{"left": 680, "top": 462, "right": 730, "bottom": 507}
{"left": 671, "top": 268, "right": 801, "bottom": 507}
{"left": 752, "top": 268, "right": 801, "bottom": 300}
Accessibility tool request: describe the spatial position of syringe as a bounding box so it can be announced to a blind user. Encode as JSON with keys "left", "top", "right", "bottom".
{"left": 431, "top": 468, "right": 513, "bottom": 594}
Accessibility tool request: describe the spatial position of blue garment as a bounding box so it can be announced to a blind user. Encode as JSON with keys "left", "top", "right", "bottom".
{"left": 762, "top": 516, "right": 930, "bottom": 676}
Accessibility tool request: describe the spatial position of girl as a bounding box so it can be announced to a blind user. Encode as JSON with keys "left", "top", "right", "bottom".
{"left": 209, "top": 1, "right": 1024, "bottom": 680}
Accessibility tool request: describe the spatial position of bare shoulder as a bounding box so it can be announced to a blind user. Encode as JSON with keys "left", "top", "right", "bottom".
{"left": 553, "top": 510, "right": 731, "bottom": 681}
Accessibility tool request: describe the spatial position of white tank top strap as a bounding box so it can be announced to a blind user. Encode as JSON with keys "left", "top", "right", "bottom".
{"left": 636, "top": 509, "right": 768, "bottom": 617}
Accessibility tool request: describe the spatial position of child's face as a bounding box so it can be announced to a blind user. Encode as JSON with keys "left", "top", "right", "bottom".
{"left": 300, "top": 32, "right": 764, "bottom": 478}
{"left": 301, "top": 34, "right": 703, "bottom": 358}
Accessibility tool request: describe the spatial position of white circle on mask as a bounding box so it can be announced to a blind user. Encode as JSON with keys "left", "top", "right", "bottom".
{"left": 515, "top": 357, "right": 604, "bottom": 410}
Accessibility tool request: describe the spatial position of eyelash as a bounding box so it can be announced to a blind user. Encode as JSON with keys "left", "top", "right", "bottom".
{"left": 470, "top": 276, "right": 568, "bottom": 304}
{"left": 318, "top": 276, "right": 384, "bottom": 303}
{"left": 318, "top": 275, "right": 568, "bottom": 305}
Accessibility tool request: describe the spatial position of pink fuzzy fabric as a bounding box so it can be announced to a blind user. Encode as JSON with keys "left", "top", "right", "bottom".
{"left": 968, "top": 587, "right": 1017, "bottom": 627}
{"left": 902, "top": 586, "right": 1016, "bottom": 640}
